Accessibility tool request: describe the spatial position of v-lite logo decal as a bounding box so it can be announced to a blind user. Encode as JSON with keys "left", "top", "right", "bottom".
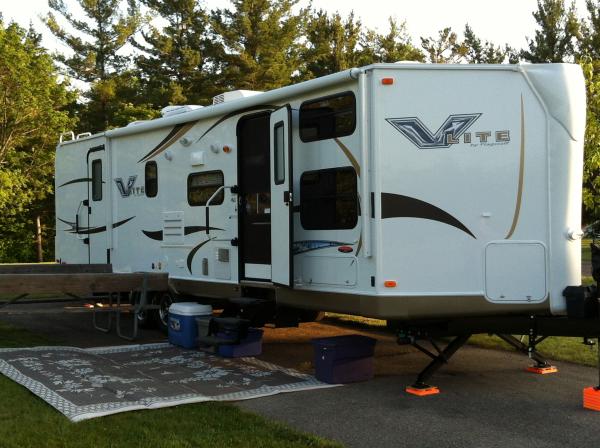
{"left": 115, "top": 175, "right": 143, "bottom": 198}
{"left": 386, "top": 114, "right": 482, "bottom": 149}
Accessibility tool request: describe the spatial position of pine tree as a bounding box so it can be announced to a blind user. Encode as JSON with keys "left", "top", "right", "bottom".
{"left": 211, "top": 0, "right": 307, "bottom": 91}
{"left": 300, "top": 10, "right": 365, "bottom": 79}
{"left": 579, "top": 0, "right": 600, "bottom": 58}
{"left": 44, "top": 0, "right": 141, "bottom": 82}
{"left": 133, "top": 0, "right": 216, "bottom": 106}
{"left": 362, "top": 18, "right": 423, "bottom": 64}
{"left": 420, "top": 27, "right": 463, "bottom": 63}
{"left": 460, "top": 24, "right": 516, "bottom": 64}
{"left": 44, "top": 0, "right": 155, "bottom": 132}
{"left": 521, "top": 0, "right": 580, "bottom": 63}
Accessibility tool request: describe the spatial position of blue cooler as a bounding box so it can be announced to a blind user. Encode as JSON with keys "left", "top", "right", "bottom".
{"left": 312, "top": 335, "right": 377, "bottom": 384}
{"left": 168, "top": 302, "right": 212, "bottom": 349}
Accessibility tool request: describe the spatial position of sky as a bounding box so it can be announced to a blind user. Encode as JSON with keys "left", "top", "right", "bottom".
{"left": 0, "top": 0, "right": 591, "bottom": 53}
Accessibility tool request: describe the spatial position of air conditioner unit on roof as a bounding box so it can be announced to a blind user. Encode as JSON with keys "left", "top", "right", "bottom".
{"left": 161, "top": 105, "right": 203, "bottom": 118}
{"left": 212, "top": 90, "right": 263, "bottom": 105}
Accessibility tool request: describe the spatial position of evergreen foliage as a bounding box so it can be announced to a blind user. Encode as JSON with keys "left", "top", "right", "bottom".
{"left": 0, "top": 20, "right": 76, "bottom": 261}
{"left": 521, "top": 0, "right": 580, "bottom": 62}
{"left": 3, "top": 0, "right": 600, "bottom": 261}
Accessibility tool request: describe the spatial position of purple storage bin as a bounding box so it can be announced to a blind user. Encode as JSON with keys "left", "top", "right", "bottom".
{"left": 217, "top": 328, "right": 263, "bottom": 358}
{"left": 312, "top": 335, "right": 377, "bottom": 384}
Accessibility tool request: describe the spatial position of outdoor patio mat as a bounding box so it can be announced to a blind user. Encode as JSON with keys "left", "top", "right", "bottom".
{"left": 0, "top": 342, "right": 337, "bottom": 422}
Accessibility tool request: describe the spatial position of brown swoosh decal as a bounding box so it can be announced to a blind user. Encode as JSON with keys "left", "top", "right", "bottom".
{"left": 138, "top": 121, "right": 197, "bottom": 163}
{"left": 194, "top": 104, "right": 278, "bottom": 144}
{"left": 58, "top": 177, "right": 92, "bottom": 188}
{"left": 63, "top": 216, "right": 135, "bottom": 234}
{"left": 381, "top": 193, "right": 475, "bottom": 239}
{"left": 142, "top": 225, "right": 224, "bottom": 241}
{"left": 187, "top": 238, "right": 215, "bottom": 274}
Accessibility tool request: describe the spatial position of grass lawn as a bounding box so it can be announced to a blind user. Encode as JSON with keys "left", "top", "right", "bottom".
{"left": 0, "top": 322, "right": 340, "bottom": 448}
{"left": 468, "top": 334, "right": 599, "bottom": 367}
{"left": 583, "top": 239, "right": 593, "bottom": 262}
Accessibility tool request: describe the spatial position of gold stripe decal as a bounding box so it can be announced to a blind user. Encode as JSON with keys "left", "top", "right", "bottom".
{"left": 505, "top": 95, "right": 525, "bottom": 239}
{"left": 334, "top": 137, "right": 363, "bottom": 254}
{"left": 334, "top": 138, "right": 361, "bottom": 177}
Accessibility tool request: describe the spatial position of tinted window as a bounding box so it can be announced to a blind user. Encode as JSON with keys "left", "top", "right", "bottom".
{"left": 91, "top": 159, "right": 102, "bottom": 201}
{"left": 300, "top": 167, "right": 358, "bottom": 230}
{"left": 145, "top": 161, "right": 158, "bottom": 198}
{"left": 299, "top": 92, "right": 356, "bottom": 142}
{"left": 188, "top": 171, "right": 224, "bottom": 206}
{"left": 274, "top": 121, "right": 285, "bottom": 185}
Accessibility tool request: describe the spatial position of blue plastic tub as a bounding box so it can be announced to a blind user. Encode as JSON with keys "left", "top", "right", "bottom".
{"left": 217, "top": 328, "right": 263, "bottom": 358}
{"left": 168, "top": 302, "right": 212, "bottom": 349}
{"left": 312, "top": 335, "right": 377, "bottom": 384}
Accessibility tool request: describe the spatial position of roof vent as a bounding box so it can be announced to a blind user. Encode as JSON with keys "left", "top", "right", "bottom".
{"left": 161, "top": 105, "right": 203, "bottom": 118}
{"left": 212, "top": 90, "right": 263, "bottom": 105}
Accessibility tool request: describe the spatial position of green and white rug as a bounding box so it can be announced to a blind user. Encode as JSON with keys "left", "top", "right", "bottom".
{"left": 0, "top": 343, "right": 336, "bottom": 422}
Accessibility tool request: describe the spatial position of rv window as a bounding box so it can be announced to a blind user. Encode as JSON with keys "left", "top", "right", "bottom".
{"left": 300, "top": 166, "right": 358, "bottom": 230}
{"left": 145, "top": 161, "right": 158, "bottom": 198}
{"left": 91, "top": 159, "right": 102, "bottom": 201}
{"left": 274, "top": 121, "right": 285, "bottom": 185}
{"left": 188, "top": 171, "right": 224, "bottom": 206}
{"left": 299, "top": 92, "right": 356, "bottom": 142}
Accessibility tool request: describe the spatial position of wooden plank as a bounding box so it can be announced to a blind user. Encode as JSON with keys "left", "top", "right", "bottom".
{"left": 0, "top": 273, "right": 168, "bottom": 295}
{"left": 0, "top": 264, "right": 112, "bottom": 274}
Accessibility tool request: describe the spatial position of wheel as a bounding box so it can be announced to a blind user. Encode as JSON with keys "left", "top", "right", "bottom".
{"left": 299, "top": 310, "right": 324, "bottom": 323}
{"left": 155, "top": 291, "right": 174, "bottom": 334}
{"left": 132, "top": 291, "right": 158, "bottom": 329}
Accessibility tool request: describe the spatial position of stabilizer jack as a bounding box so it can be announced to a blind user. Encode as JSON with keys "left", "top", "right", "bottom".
{"left": 404, "top": 334, "right": 471, "bottom": 396}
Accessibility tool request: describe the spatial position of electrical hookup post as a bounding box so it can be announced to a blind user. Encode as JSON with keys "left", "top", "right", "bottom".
{"left": 583, "top": 242, "right": 600, "bottom": 411}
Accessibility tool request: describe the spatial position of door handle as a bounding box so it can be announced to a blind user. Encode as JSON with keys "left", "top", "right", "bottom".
{"left": 283, "top": 191, "right": 292, "bottom": 204}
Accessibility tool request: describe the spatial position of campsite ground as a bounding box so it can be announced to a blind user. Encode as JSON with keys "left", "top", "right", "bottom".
{"left": 1, "top": 302, "right": 600, "bottom": 448}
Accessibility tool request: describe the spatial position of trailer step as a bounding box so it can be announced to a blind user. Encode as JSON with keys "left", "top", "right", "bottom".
{"left": 228, "top": 297, "right": 269, "bottom": 306}
{"left": 197, "top": 317, "right": 251, "bottom": 347}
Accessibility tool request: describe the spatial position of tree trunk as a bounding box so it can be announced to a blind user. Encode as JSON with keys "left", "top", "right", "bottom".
{"left": 36, "top": 215, "right": 43, "bottom": 262}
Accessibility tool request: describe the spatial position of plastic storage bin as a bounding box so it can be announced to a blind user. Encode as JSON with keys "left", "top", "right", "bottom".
{"left": 217, "top": 328, "right": 264, "bottom": 358}
{"left": 312, "top": 335, "right": 377, "bottom": 384}
{"left": 168, "top": 302, "right": 212, "bottom": 349}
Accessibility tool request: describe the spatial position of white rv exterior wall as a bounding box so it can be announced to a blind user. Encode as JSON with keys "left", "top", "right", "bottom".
{"left": 371, "top": 64, "right": 584, "bottom": 316}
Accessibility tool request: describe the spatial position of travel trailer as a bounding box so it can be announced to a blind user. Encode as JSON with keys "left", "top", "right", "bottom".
{"left": 55, "top": 62, "right": 600, "bottom": 391}
{"left": 55, "top": 61, "right": 598, "bottom": 331}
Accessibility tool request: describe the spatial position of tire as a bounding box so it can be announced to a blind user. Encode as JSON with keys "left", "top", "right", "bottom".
{"left": 155, "top": 291, "right": 174, "bottom": 334}
{"left": 132, "top": 291, "right": 158, "bottom": 329}
{"left": 299, "top": 310, "right": 324, "bottom": 323}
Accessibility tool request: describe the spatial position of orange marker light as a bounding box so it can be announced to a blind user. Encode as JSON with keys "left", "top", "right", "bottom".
{"left": 384, "top": 280, "right": 397, "bottom": 288}
{"left": 381, "top": 78, "right": 394, "bottom": 85}
{"left": 223, "top": 145, "right": 232, "bottom": 153}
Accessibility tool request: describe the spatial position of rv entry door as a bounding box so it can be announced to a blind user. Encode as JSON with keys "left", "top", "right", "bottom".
{"left": 270, "top": 105, "right": 293, "bottom": 286}
{"left": 86, "top": 145, "right": 108, "bottom": 264}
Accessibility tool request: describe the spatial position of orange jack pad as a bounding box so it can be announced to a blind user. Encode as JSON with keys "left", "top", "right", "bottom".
{"left": 583, "top": 387, "right": 600, "bottom": 411}
{"left": 406, "top": 386, "right": 440, "bottom": 396}
{"left": 526, "top": 366, "right": 558, "bottom": 375}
